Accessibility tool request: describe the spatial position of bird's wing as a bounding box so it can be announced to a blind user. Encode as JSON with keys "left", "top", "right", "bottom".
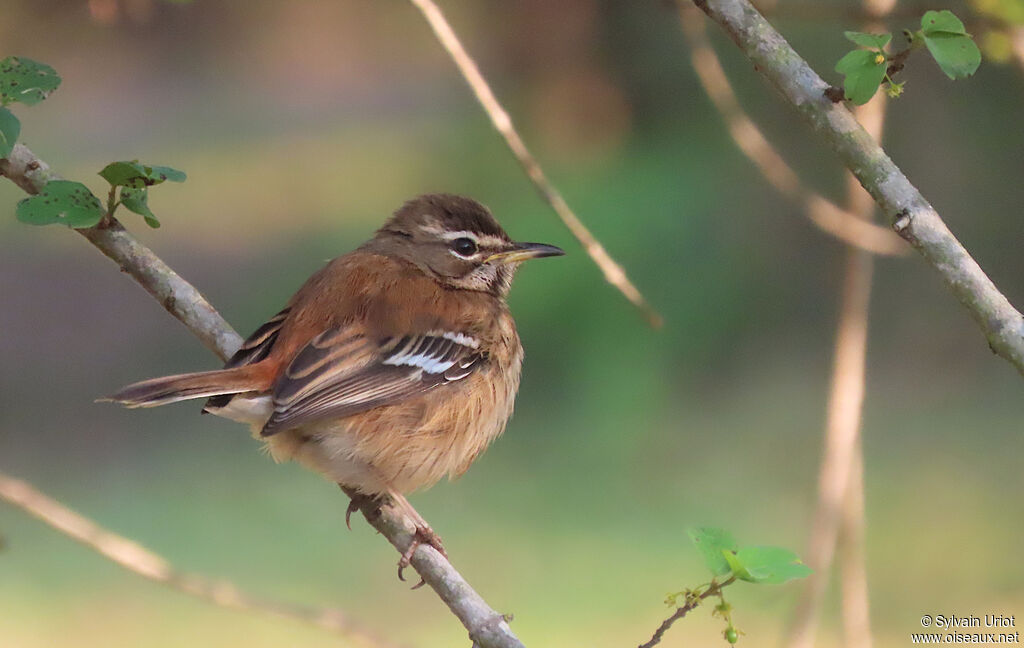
{"left": 204, "top": 307, "right": 291, "bottom": 410}
{"left": 259, "top": 327, "right": 484, "bottom": 437}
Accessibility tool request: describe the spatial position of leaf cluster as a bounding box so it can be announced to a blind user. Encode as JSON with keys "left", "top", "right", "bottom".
{"left": 2, "top": 56, "right": 186, "bottom": 230}
{"left": 660, "top": 527, "right": 811, "bottom": 645}
{"left": 16, "top": 161, "right": 186, "bottom": 229}
{"left": 688, "top": 527, "right": 812, "bottom": 585}
{"left": 835, "top": 10, "right": 982, "bottom": 105}
{"left": 99, "top": 161, "right": 188, "bottom": 228}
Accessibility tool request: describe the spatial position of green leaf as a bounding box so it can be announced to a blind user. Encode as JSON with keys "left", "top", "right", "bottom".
{"left": 835, "top": 49, "right": 888, "bottom": 104}
{"left": 99, "top": 161, "right": 150, "bottom": 188}
{"left": 730, "top": 546, "right": 813, "bottom": 584}
{"left": 0, "top": 106, "right": 19, "bottom": 158}
{"left": 100, "top": 160, "right": 186, "bottom": 188}
{"left": 147, "top": 164, "right": 186, "bottom": 183}
{"left": 921, "top": 10, "right": 969, "bottom": 35}
{"left": 844, "top": 31, "right": 892, "bottom": 49}
{"left": 722, "top": 549, "right": 752, "bottom": 580}
{"left": 922, "top": 32, "right": 982, "bottom": 79}
{"left": 0, "top": 57, "right": 61, "bottom": 107}
{"left": 120, "top": 186, "right": 160, "bottom": 228}
{"left": 688, "top": 527, "right": 738, "bottom": 576}
{"left": 16, "top": 180, "right": 104, "bottom": 228}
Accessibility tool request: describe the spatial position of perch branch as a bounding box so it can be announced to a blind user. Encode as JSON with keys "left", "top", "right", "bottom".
{"left": 407, "top": 0, "right": 663, "bottom": 328}
{"left": 0, "top": 470, "right": 398, "bottom": 648}
{"left": 677, "top": 4, "right": 906, "bottom": 256}
{"left": 1, "top": 144, "right": 526, "bottom": 647}
{"left": 689, "top": 0, "right": 1024, "bottom": 376}
{"left": 343, "top": 489, "right": 525, "bottom": 648}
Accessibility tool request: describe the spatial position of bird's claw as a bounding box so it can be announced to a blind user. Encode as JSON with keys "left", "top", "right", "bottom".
{"left": 397, "top": 524, "right": 447, "bottom": 588}
{"left": 341, "top": 487, "right": 382, "bottom": 530}
{"left": 345, "top": 498, "right": 359, "bottom": 530}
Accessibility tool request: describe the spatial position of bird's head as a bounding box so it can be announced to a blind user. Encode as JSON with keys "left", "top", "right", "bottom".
{"left": 370, "top": 193, "right": 564, "bottom": 296}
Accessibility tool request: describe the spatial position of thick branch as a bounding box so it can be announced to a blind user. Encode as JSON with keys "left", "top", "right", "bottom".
{"left": 692, "top": 0, "right": 1024, "bottom": 376}
{"left": 0, "top": 471, "right": 398, "bottom": 647}
{"left": 407, "top": 0, "right": 663, "bottom": 329}
{"left": 1, "top": 144, "right": 525, "bottom": 647}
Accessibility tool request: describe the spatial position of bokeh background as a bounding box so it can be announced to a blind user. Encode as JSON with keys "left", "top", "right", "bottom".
{"left": 1, "top": 1, "right": 1022, "bottom": 646}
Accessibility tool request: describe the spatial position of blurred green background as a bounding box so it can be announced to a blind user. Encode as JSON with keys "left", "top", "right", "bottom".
{"left": 1, "top": 1, "right": 1022, "bottom": 646}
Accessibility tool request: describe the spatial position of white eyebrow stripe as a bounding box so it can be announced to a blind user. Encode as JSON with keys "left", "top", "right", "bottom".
{"left": 439, "top": 230, "right": 479, "bottom": 241}
{"left": 479, "top": 235, "right": 509, "bottom": 247}
{"left": 438, "top": 230, "right": 508, "bottom": 248}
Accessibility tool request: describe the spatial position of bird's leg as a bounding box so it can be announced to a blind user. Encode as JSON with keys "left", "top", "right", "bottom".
{"left": 388, "top": 491, "right": 447, "bottom": 586}
{"left": 339, "top": 484, "right": 446, "bottom": 586}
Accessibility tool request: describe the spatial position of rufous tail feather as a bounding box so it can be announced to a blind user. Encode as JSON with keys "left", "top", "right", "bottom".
{"left": 101, "top": 366, "right": 265, "bottom": 408}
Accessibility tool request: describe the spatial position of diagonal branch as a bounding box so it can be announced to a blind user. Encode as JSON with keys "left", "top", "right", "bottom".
{"left": 407, "top": 0, "right": 663, "bottom": 329}
{"left": 0, "top": 470, "right": 400, "bottom": 648}
{"left": 690, "top": 0, "right": 1024, "bottom": 377}
{"left": 1, "top": 143, "right": 526, "bottom": 648}
{"left": 0, "top": 144, "right": 240, "bottom": 362}
{"left": 677, "top": 3, "right": 906, "bottom": 256}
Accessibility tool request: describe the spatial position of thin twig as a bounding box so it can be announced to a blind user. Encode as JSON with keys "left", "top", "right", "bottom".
{"left": 406, "top": 0, "right": 663, "bottom": 328}
{"left": 0, "top": 470, "right": 400, "bottom": 648}
{"left": 788, "top": 79, "right": 889, "bottom": 648}
{"left": 677, "top": 3, "right": 906, "bottom": 256}
{"left": 1, "top": 143, "right": 526, "bottom": 648}
{"left": 839, "top": 440, "right": 872, "bottom": 648}
{"left": 692, "top": 0, "right": 1024, "bottom": 377}
{"left": 637, "top": 576, "right": 736, "bottom": 648}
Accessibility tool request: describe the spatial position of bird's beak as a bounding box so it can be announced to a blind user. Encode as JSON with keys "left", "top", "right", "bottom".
{"left": 485, "top": 242, "right": 565, "bottom": 264}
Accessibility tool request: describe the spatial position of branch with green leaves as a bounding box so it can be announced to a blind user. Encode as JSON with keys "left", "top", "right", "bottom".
{"left": 832, "top": 10, "right": 982, "bottom": 104}
{"left": 691, "top": 0, "right": 1024, "bottom": 376}
{"left": 638, "top": 527, "right": 811, "bottom": 648}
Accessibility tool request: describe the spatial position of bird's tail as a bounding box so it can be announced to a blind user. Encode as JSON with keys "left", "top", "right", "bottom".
{"left": 101, "top": 365, "right": 267, "bottom": 408}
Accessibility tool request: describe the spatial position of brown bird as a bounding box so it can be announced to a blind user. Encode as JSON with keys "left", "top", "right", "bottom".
{"left": 104, "top": 194, "right": 563, "bottom": 575}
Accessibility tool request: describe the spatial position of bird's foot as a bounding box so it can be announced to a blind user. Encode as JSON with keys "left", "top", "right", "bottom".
{"left": 398, "top": 522, "right": 447, "bottom": 588}
{"left": 339, "top": 485, "right": 382, "bottom": 530}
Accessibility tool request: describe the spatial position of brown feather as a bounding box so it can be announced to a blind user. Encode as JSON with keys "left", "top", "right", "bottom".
{"left": 102, "top": 364, "right": 272, "bottom": 408}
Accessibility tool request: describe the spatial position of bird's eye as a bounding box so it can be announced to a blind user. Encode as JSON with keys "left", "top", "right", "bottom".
{"left": 450, "top": 237, "right": 478, "bottom": 257}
